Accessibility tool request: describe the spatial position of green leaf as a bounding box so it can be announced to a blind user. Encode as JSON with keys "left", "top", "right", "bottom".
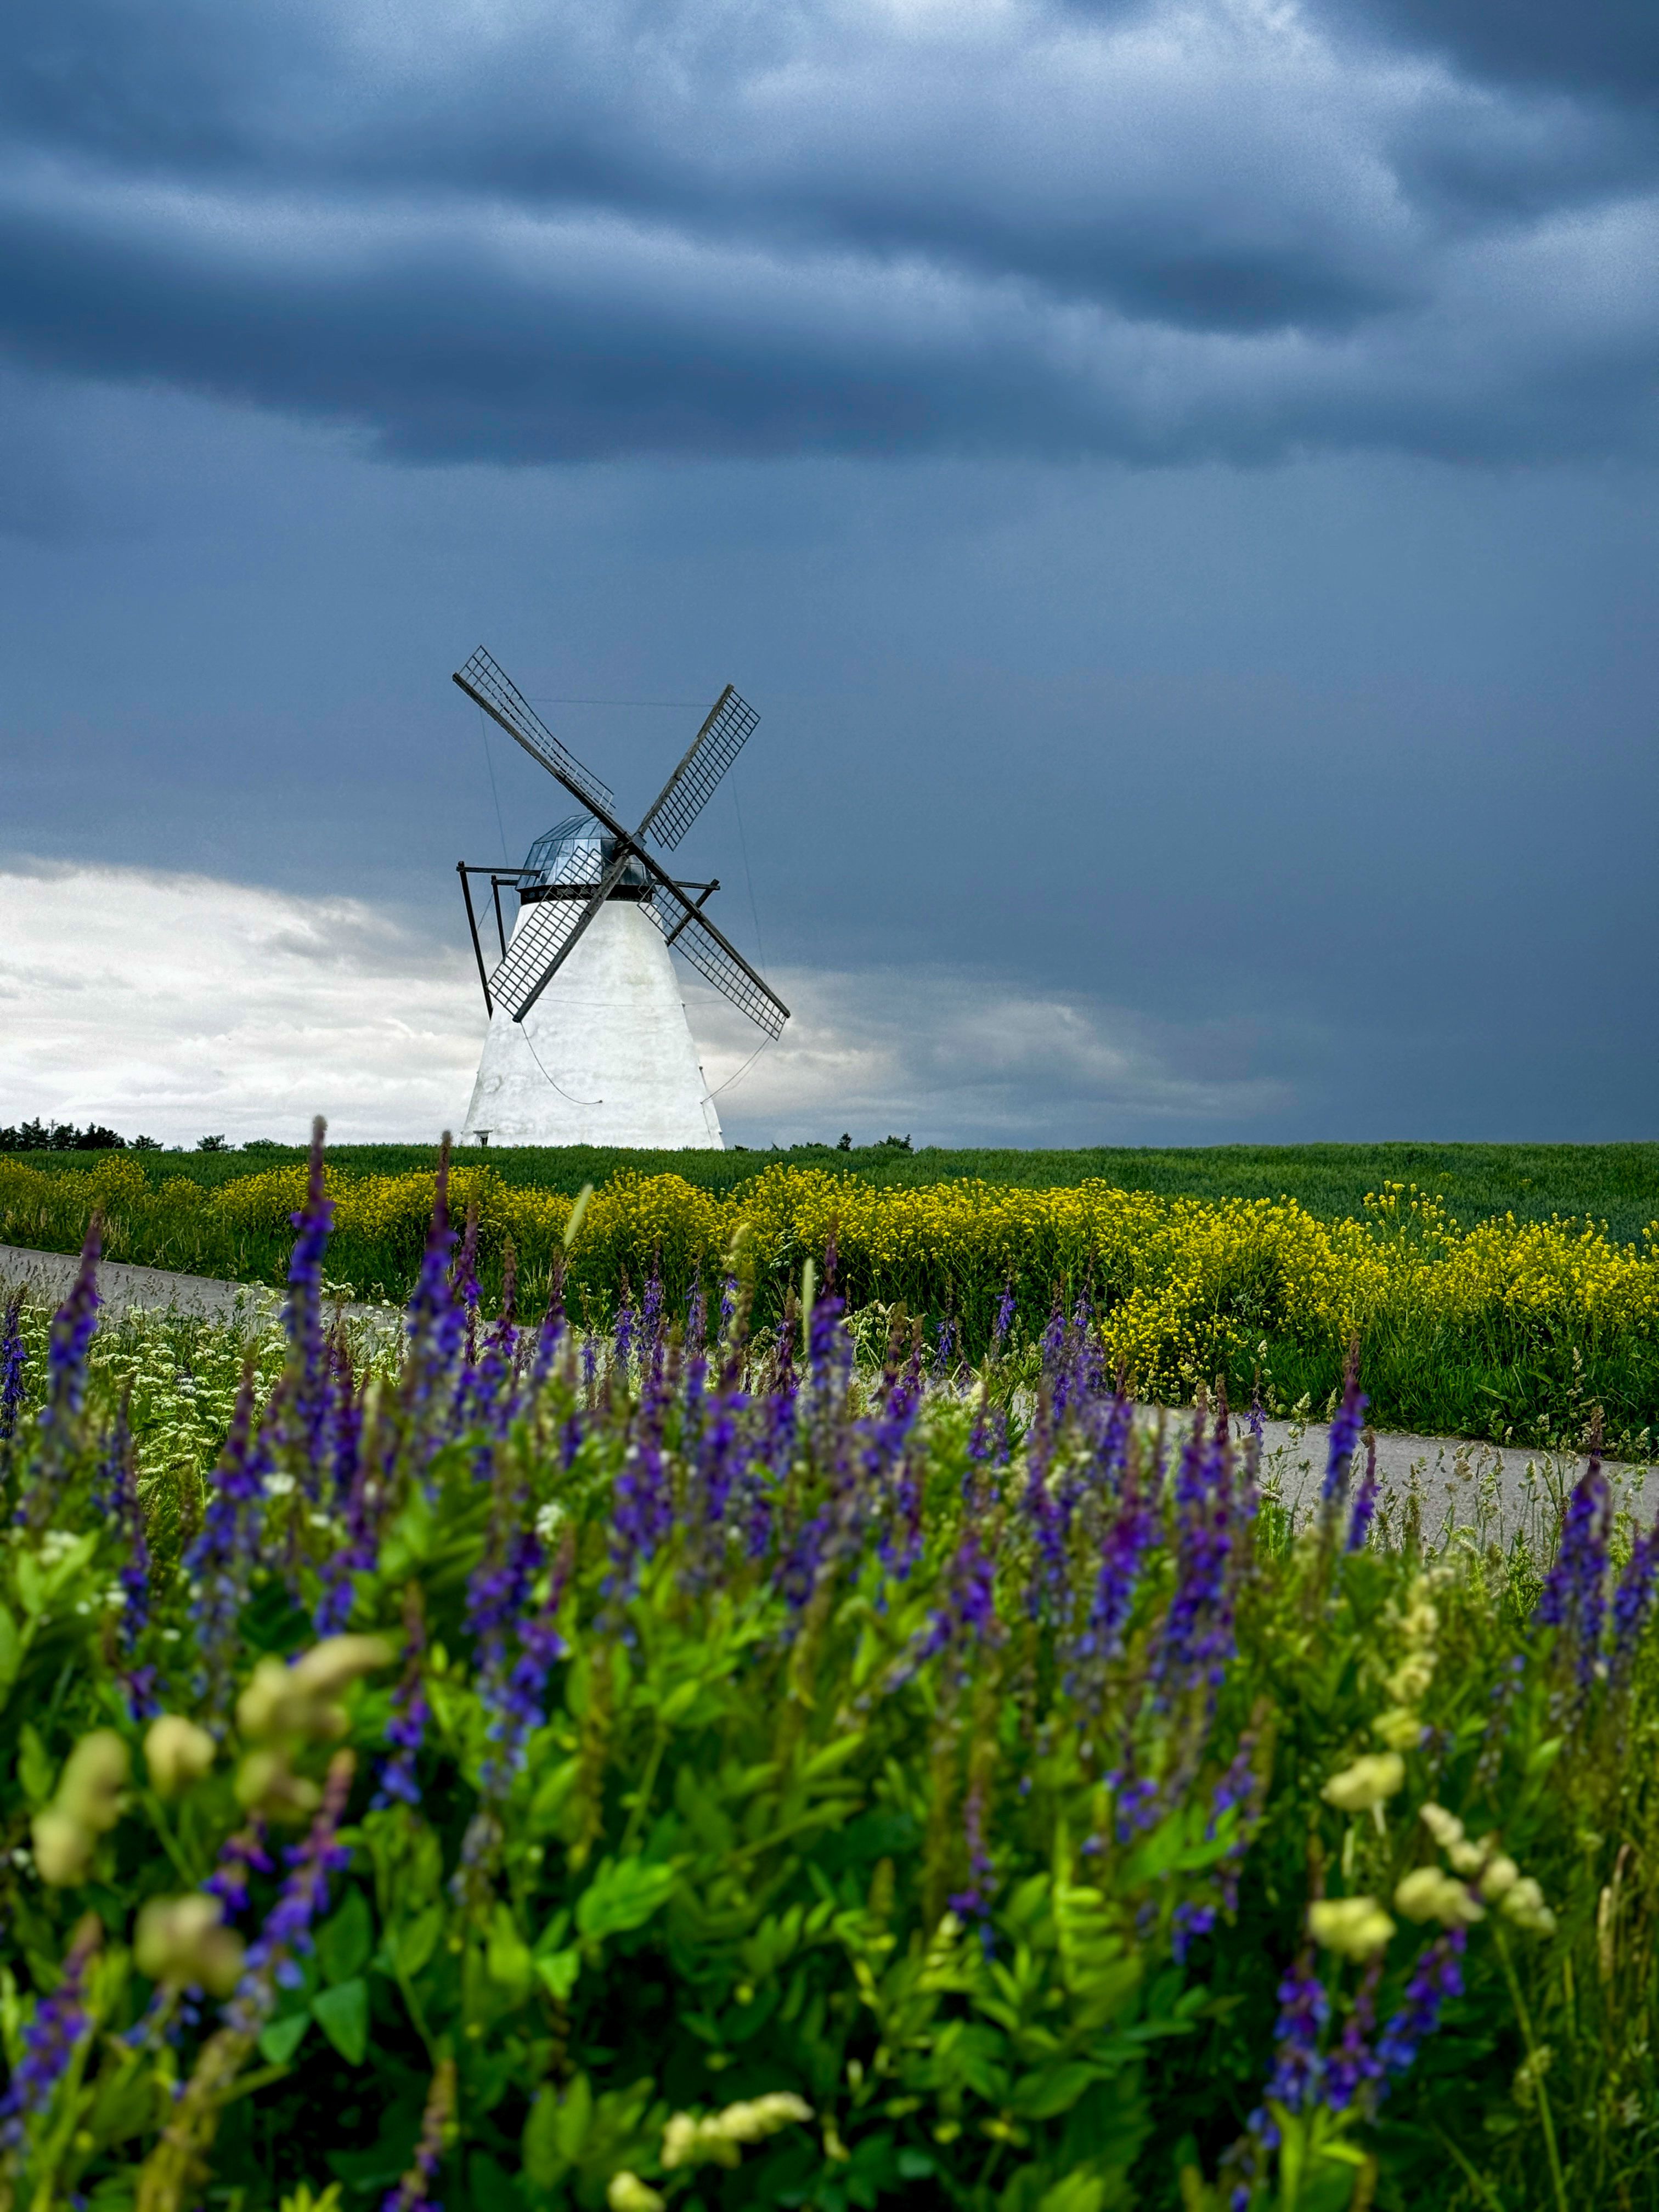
{"left": 574, "top": 1855, "right": 679, "bottom": 1944}
{"left": 258, "top": 2012, "right": 311, "bottom": 2064}
{"left": 1011, "top": 2062, "right": 1103, "bottom": 2120}
{"left": 555, "top": 2072, "right": 594, "bottom": 2163}
{"left": 14, "top": 1554, "right": 44, "bottom": 1622}
{"left": 388, "top": 1904, "right": 443, "bottom": 1979}
{"left": 535, "top": 1947, "right": 581, "bottom": 2003}
{"left": 486, "top": 1904, "right": 533, "bottom": 1999}
{"left": 312, "top": 1978, "right": 370, "bottom": 2066}
{"left": 315, "top": 1888, "right": 374, "bottom": 1986}
{"left": 0, "top": 1604, "right": 21, "bottom": 1695}
{"left": 1036, "top": 2175, "right": 1107, "bottom": 2212}
{"left": 18, "top": 1725, "right": 54, "bottom": 1811}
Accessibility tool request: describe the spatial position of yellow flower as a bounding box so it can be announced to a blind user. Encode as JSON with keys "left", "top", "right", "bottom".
{"left": 135, "top": 1894, "right": 246, "bottom": 1996}
{"left": 1309, "top": 1897, "right": 1395, "bottom": 1958}
{"left": 1419, "top": 1803, "right": 1465, "bottom": 1850}
{"left": 1373, "top": 1708, "right": 1424, "bottom": 1753}
{"left": 1500, "top": 1878, "right": 1557, "bottom": 1936}
{"left": 145, "top": 1716, "right": 217, "bottom": 1799}
{"left": 1394, "top": 1867, "right": 1485, "bottom": 1926}
{"left": 1321, "top": 1753, "right": 1405, "bottom": 1814}
{"left": 606, "top": 2175, "right": 664, "bottom": 2212}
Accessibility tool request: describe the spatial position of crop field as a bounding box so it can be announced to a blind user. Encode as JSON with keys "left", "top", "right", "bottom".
{"left": 6, "top": 1143, "right": 1659, "bottom": 1448}
{"left": 0, "top": 1137, "right": 1656, "bottom": 2212}
{"left": 16, "top": 1140, "right": 1659, "bottom": 1241}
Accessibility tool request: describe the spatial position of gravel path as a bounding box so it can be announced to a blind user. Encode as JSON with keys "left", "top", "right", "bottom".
{"left": 4, "top": 1242, "right": 1640, "bottom": 1548}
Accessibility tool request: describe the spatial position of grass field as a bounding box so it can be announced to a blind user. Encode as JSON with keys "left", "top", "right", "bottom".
{"left": 20, "top": 1139, "right": 1659, "bottom": 1241}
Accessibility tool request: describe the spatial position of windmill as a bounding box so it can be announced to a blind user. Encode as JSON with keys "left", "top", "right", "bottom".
{"left": 450, "top": 647, "right": 788, "bottom": 1149}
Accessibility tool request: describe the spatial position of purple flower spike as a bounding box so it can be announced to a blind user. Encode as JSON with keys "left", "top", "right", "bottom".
{"left": 991, "top": 1282, "right": 1015, "bottom": 1357}
{"left": 225, "top": 1754, "right": 354, "bottom": 2036}
{"left": 382, "top": 2058, "right": 455, "bottom": 2212}
{"left": 186, "top": 1361, "right": 269, "bottom": 1718}
{"left": 1321, "top": 1345, "right": 1367, "bottom": 1509}
{"left": 283, "top": 1117, "right": 335, "bottom": 1479}
{"left": 375, "top": 1585, "right": 431, "bottom": 1809}
{"left": 404, "top": 1141, "right": 461, "bottom": 1435}
{"left": 0, "top": 1287, "right": 25, "bottom": 1447}
{"left": 1346, "top": 1433, "right": 1379, "bottom": 1551}
{"left": 24, "top": 1216, "right": 102, "bottom": 1509}
{"left": 0, "top": 1915, "right": 101, "bottom": 2149}
{"left": 1376, "top": 1929, "right": 1465, "bottom": 2080}
{"left": 1534, "top": 1456, "right": 1611, "bottom": 1689}
{"left": 1257, "top": 1953, "right": 1330, "bottom": 2131}
{"left": 1612, "top": 1511, "right": 1659, "bottom": 1689}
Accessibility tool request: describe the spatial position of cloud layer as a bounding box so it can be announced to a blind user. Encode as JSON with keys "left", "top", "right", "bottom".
{"left": 0, "top": 864, "right": 1288, "bottom": 1148}
{"left": 2, "top": 0, "right": 1655, "bottom": 466}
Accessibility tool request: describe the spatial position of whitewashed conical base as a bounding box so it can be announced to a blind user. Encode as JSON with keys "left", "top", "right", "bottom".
{"left": 461, "top": 901, "right": 723, "bottom": 1149}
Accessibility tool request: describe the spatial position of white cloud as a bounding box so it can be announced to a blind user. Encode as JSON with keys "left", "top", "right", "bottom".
{"left": 0, "top": 862, "right": 1291, "bottom": 1149}
{"left": 0, "top": 861, "right": 481, "bottom": 1146}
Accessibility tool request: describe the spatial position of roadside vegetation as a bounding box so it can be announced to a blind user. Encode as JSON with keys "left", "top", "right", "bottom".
{"left": 5, "top": 1148, "right": 1659, "bottom": 1447}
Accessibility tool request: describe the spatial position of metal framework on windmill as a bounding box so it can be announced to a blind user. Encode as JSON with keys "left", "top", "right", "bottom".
{"left": 452, "top": 647, "right": 789, "bottom": 1040}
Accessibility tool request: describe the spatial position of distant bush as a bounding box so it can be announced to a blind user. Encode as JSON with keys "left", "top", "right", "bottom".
{"left": 0, "top": 1119, "right": 127, "bottom": 1153}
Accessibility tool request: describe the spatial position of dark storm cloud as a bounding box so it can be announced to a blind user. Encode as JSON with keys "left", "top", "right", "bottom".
{"left": 0, "top": 0, "right": 1656, "bottom": 465}
{"left": 1338, "top": 0, "right": 1659, "bottom": 101}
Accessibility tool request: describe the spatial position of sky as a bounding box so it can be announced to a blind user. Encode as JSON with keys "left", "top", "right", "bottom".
{"left": 1, "top": 0, "right": 1655, "bottom": 1149}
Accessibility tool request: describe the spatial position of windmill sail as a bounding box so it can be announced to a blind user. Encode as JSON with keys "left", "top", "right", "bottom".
{"left": 487, "top": 844, "right": 630, "bottom": 1022}
{"left": 642, "top": 883, "right": 789, "bottom": 1039}
{"left": 454, "top": 648, "right": 614, "bottom": 816}
{"left": 637, "top": 685, "right": 760, "bottom": 851}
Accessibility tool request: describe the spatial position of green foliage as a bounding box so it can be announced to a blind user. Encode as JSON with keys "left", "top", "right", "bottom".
{"left": 0, "top": 1254, "right": 1656, "bottom": 2212}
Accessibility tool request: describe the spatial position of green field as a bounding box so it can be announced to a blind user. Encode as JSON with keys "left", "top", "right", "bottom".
{"left": 20, "top": 1139, "right": 1659, "bottom": 1239}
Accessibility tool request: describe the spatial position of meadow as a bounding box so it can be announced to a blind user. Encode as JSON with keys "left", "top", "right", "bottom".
{"left": 0, "top": 1135, "right": 1655, "bottom": 2212}
{"left": 5, "top": 1146, "right": 1659, "bottom": 1448}
{"left": 16, "top": 1142, "right": 1659, "bottom": 1243}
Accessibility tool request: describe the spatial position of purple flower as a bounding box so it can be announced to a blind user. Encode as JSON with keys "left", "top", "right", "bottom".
{"left": 1255, "top": 1954, "right": 1329, "bottom": 2134}
{"left": 382, "top": 2059, "right": 455, "bottom": 2212}
{"left": 1171, "top": 1903, "right": 1216, "bottom": 1961}
{"left": 451, "top": 1204, "right": 482, "bottom": 1378}
{"left": 185, "top": 1362, "right": 269, "bottom": 1718}
{"left": 225, "top": 1754, "right": 354, "bottom": 2035}
{"left": 282, "top": 1117, "right": 335, "bottom": 1483}
{"left": 947, "top": 1764, "right": 997, "bottom": 1957}
{"left": 1324, "top": 1955, "right": 1385, "bottom": 2112}
{"left": 0, "top": 1288, "right": 25, "bottom": 1446}
{"left": 1155, "top": 1409, "right": 1237, "bottom": 1706}
{"left": 1346, "top": 1432, "right": 1379, "bottom": 1552}
{"left": 887, "top": 1532, "right": 998, "bottom": 1692}
{"left": 1321, "top": 1347, "right": 1367, "bottom": 1510}
{"left": 1376, "top": 1929, "right": 1465, "bottom": 2079}
{"left": 1611, "top": 1512, "right": 1659, "bottom": 1688}
{"left": 22, "top": 1217, "right": 101, "bottom": 1513}
{"left": 205, "top": 1819, "right": 275, "bottom": 1921}
{"left": 100, "top": 1401, "right": 154, "bottom": 1712}
{"left": 990, "top": 1282, "right": 1016, "bottom": 1358}
{"left": 1534, "top": 1457, "right": 1611, "bottom": 1689}
{"left": 0, "top": 1916, "right": 101, "bottom": 2149}
{"left": 404, "top": 1143, "right": 461, "bottom": 1434}
{"left": 375, "top": 1587, "right": 431, "bottom": 1810}
{"left": 1079, "top": 1410, "right": 1156, "bottom": 1666}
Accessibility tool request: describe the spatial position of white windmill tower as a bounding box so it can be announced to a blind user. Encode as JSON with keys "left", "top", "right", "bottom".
{"left": 450, "top": 648, "right": 788, "bottom": 1149}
